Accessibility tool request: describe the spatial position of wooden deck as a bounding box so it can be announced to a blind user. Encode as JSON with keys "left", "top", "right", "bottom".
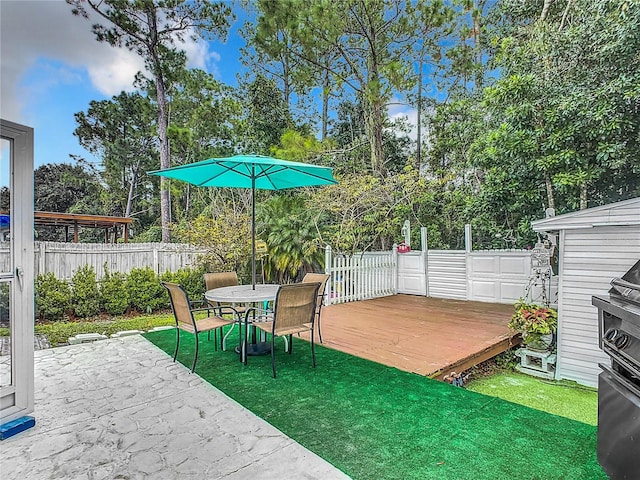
{"left": 309, "top": 295, "right": 520, "bottom": 380}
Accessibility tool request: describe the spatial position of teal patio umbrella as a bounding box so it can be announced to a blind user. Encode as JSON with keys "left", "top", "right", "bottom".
{"left": 148, "top": 154, "right": 338, "bottom": 288}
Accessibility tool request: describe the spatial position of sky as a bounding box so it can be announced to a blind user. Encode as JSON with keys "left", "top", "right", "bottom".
{"left": 0, "top": 0, "right": 248, "bottom": 170}
{"left": 0, "top": 0, "right": 417, "bottom": 172}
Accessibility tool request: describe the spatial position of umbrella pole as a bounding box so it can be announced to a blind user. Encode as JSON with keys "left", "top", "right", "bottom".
{"left": 251, "top": 168, "right": 256, "bottom": 290}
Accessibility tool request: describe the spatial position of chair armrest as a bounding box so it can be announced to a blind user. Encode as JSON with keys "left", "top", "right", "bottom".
{"left": 190, "top": 298, "right": 207, "bottom": 309}
{"left": 189, "top": 307, "right": 220, "bottom": 317}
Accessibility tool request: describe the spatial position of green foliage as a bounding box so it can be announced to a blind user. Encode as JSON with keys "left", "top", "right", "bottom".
{"left": 35, "top": 273, "right": 72, "bottom": 322}
{"left": 74, "top": 91, "right": 157, "bottom": 223}
{"left": 100, "top": 265, "right": 130, "bottom": 316}
{"left": 0, "top": 283, "right": 9, "bottom": 324}
{"left": 258, "top": 194, "right": 324, "bottom": 283}
{"left": 34, "top": 314, "right": 175, "bottom": 347}
{"left": 34, "top": 161, "right": 106, "bottom": 241}
{"left": 126, "top": 267, "right": 167, "bottom": 314}
{"left": 171, "top": 210, "right": 251, "bottom": 274}
{"left": 159, "top": 266, "right": 206, "bottom": 301}
{"left": 71, "top": 265, "right": 101, "bottom": 318}
{"left": 508, "top": 299, "right": 558, "bottom": 335}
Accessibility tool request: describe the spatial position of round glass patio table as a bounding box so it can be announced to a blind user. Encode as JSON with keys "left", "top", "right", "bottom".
{"left": 205, "top": 284, "right": 279, "bottom": 304}
{"left": 205, "top": 284, "right": 279, "bottom": 360}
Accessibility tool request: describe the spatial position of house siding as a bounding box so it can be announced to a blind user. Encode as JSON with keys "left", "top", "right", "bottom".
{"left": 532, "top": 198, "right": 640, "bottom": 231}
{"left": 556, "top": 225, "right": 640, "bottom": 386}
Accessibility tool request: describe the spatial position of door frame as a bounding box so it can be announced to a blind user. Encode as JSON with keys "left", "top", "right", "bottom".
{"left": 0, "top": 119, "right": 35, "bottom": 423}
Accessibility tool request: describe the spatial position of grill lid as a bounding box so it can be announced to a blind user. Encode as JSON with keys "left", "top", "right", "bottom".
{"left": 609, "top": 259, "right": 640, "bottom": 306}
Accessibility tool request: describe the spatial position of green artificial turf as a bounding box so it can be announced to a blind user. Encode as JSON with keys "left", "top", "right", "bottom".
{"left": 143, "top": 329, "right": 606, "bottom": 480}
{"left": 466, "top": 372, "right": 598, "bottom": 426}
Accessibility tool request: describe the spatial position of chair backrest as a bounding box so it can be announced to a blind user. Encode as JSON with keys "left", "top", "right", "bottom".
{"left": 204, "top": 271, "right": 239, "bottom": 291}
{"left": 273, "top": 282, "right": 320, "bottom": 334}
{"left": 161, "top": 282, "right": 194, "bottom": 329}
{"left": 302, "top": 273, "right": 329, "bottom": 307}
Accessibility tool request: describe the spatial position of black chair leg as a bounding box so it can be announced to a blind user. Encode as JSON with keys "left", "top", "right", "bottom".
{"left": 311, "top": 328, "right": 316, "bottom": 368}
{"left": 271, "top": 335, "right": 277, "bottom": 378}
{"left": 173, "top": 328, "right": 180, "bottom": 362}
{"left": 317, "top": 314, "right": 323, "bottom": 344}
{"left": 213, "top": 329, "right": 218, "bottom": 352}
{"left": 288, "top": 334, "right": 293, "bottom": 354}
{"left": 191, "top": 332, "right": 199, "bottom": 373}
{"left": 243, "top": 316, "right": 249, "bottom": 366}
{"left": 238, "top": 322, "right": 243, "bottom": 363}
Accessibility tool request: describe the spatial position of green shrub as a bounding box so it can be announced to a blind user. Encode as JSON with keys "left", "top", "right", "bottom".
{"left": 71, "top": 265, "right": 101, "bottom": 318}
{"left": 100, "top": 265, "right": 129, "bottom": 315}
{"left": 35, "top": 273, "right": 71, "bottom": 321}
{"left": 0, "top": 282, "right": 9, "bottom": 325}
{"left": 34, "top": 313, "right": 175, "bottom": 346}
{"left": 126, "top": 267, "right": 166, "bottom": 313}
{"left": 160, "top": 265, "right": 206, "bottom": 301}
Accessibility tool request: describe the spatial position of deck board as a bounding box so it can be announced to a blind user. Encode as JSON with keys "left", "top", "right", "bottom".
{"left": 306, "top": 294, "right": 520, "bottom": 379}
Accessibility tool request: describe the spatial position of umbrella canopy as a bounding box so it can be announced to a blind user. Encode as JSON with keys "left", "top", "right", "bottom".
{"left": 148, "top": 154, "right": 338, "bottom": 287}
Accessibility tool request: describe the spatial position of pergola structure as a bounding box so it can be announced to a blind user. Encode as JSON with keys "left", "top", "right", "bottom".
{"left": 34, "top": 212, "right": 133, "bottom": 243}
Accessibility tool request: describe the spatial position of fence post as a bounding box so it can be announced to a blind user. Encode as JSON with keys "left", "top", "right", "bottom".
{"left": 325, "top": 245, "right": 332, "bottom": 305}
{"left": 465, "top": 224, "right": 472, "bottom": 300}
{"left": 38, "top": 241, "right": 46, "bottom": 277}
{"left": 153, "top": 246, "right": 160, "bottom": 275}
{"left": 464, "top": 224, "right": 472, "bottom": 253}
{"left": 421, "top": 227, "right": 428, "bottom": 297}
{"left": 392, "top": 243, "right": 399, "bottom": 294}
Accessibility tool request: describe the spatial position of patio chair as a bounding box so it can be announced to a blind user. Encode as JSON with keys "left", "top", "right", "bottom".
{"left": 302, "top": 273, "right": 330, "bottom": 343}
{"left": 162, "top": 282, "right": 234, "bottom": 373}
{"left": 246, "top": 282, "right": 321, "bottom": 378}
{"left": 204, "top": 271, "right": 247, "bottom": 350}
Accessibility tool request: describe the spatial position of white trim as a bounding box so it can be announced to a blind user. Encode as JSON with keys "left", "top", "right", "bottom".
{"left": 554, "top": 229, "right": 566, "bottom": 381}
{"left": 0, "top": 119, "right": 35, "bottom": 424}
{"left": 532, "top": 197, "right": 640, "bottom": 231}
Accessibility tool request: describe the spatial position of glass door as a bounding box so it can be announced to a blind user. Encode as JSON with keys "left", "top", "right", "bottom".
{"left": 0, "top": 120, "right": 34, "bottom": 424}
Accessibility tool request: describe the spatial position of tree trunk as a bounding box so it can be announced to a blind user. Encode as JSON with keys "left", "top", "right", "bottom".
{"left": 125, "top": 160, "right": 140, "bottom": 218}
{"left": 147, "top": 9, "right": 171, "bottom": 243}
{"left": 544, "top": 171, "right": 555, "bottom": 211}
{"left": 321, "top": 63, "right": 330, "bottom": 141}
{"left": 473, "top": 2, "right": 483, "bottom": 89}
{"left": 540, "top": 0, "right": 555, "bottom": 21}
{"left": 416, "top": 58, "right": 423, "bottom": 168}
{"left": 366, "top": 101, "right": 385, "bottom": 176}
{"left": 580, "top": 183, "right": 588, "bottom": 209}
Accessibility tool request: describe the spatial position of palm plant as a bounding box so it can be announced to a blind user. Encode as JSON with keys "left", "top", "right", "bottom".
{"left": 258, "top": 194, "right": 324, "bottom": 284}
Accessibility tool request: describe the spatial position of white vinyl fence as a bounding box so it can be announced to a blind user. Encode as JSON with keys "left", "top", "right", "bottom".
{"left": 325, "top": 225, "right": 557, "bottom": 306}
{"left": 325, "top": 247, "right": 396, "bottom": 304}
{"left": 0, "top": 242, "right": 207, "bottom": 280}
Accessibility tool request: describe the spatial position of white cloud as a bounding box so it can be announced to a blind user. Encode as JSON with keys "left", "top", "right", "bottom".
{"left": 0, "top": 0, "right": 224, "bottom": 122}
{"left": 387, "top": 97, "right": 419, "bottom": 141}
{"left": 87, "top": 49, "right": 145, "bottom": 97}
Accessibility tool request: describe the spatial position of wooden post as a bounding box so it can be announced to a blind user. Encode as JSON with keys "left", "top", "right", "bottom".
{"left": 73, "top": 222, "right": 79, "bottom": 243}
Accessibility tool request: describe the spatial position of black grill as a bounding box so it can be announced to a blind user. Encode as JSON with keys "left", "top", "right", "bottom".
{"left": 592, "top": 259, "right": 640, "bottom": 480}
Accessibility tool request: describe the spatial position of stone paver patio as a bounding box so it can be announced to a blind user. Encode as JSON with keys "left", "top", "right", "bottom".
{"left": 1, "top": 335, "right": 350, "bottom": 479}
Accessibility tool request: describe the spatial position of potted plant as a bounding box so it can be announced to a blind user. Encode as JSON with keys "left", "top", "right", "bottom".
{"left": 508, "top": 299, "right": 558, "bottom": 352}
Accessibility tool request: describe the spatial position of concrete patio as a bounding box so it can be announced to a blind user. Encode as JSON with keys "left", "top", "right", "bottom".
{"left": 0, "top": 335, "right": 350, "bottom": 479}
